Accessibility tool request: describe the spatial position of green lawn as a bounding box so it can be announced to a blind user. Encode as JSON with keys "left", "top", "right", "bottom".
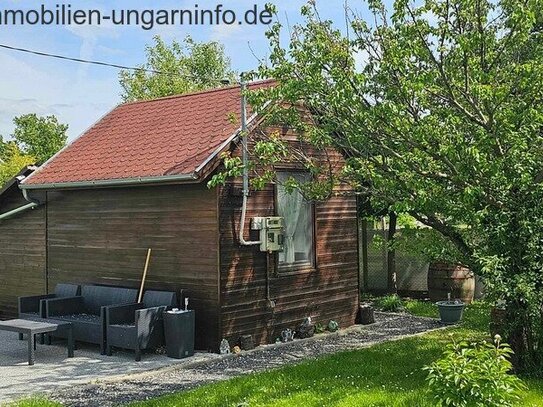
{"left": 130, "top": 301, "right": 543, "bottom": 407}
{"left": 11, "top": 301, "right": 543, "bottom": 407}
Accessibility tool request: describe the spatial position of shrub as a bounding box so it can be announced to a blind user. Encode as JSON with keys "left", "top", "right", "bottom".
{"left": 424, "top": 335, "right": 526, "bottom": 407}
{"left": 314, "top": 322, "right": 326, "bottom": 334}
{"left": 375, "top": 294, "right": 404, "bottom": 312}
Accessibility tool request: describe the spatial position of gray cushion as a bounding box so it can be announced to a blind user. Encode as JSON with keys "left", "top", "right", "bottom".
{"left": 54, "top": 313, "right": 102, "bottom": 324}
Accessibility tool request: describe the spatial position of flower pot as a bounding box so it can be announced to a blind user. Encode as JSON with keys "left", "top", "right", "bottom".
{"left": 436, "top": 301, "right": 465, "bottom": 324}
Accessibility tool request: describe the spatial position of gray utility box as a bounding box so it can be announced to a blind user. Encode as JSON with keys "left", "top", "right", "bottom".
{"left": 251, "top": 216, "right": 285, "bottom": 253}
{"left": 163, "top": 310, "right": 195, "bottom": 359}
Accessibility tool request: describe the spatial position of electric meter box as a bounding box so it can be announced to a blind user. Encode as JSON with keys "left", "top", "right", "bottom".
{"left": 251, "top": 216, "right": 285, "bottom": 253}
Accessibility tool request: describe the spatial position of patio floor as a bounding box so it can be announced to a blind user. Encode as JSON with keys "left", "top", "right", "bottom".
{"left": 0, "top": 313, "right": 443, "bottom": 405}
{"left": 0, "top": 330, "right": 218, "bottom": 403}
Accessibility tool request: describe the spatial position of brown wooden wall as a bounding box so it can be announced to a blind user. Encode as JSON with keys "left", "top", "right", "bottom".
{"left": 0, "top": 127, "right": 359, "bottom": 352}
{"left": 0, "top": 186, "right": 46, "bottom": 319}
{"left": 218, "top": 125, "right": 360, "bottom": 347}
{"left": 46, "top": 184, "right": 220, "bottom": 350}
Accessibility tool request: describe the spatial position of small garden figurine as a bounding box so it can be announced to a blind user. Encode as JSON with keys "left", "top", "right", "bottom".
{"left": 219, "top": 339, "right": 231, "bottom": 354}
{"left": 296, "top": 317, "right": 315, "bottom": 339}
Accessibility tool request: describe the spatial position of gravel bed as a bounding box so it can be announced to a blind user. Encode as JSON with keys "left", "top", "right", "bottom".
{"left": 50, "top": 313, "right": 442, "bottom": 406}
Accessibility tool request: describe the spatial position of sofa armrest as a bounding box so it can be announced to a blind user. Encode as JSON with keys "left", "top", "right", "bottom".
{"left": 136, "top": 306, "right": 167, "bottom": 328}
{"left": 105, "top": 302, "right": 144, "bottom": 325}
{"left": 18, "top": 294, "right": 56, "bottom": 314}
{"left": 45, "top": 296, "right": 84, "bottom": 317}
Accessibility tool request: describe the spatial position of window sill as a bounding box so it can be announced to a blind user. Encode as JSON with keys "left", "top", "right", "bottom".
{"left": 275, "top": 264, "right": 316, "bottom": 277}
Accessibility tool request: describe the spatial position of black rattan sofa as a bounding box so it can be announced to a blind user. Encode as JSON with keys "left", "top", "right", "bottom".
{"left": 45, "top": 285, "right": 138, "bottom": 354}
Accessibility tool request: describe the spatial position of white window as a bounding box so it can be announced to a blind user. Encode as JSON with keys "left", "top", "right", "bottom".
{"left": 277, "top": 172, "right": 314, "bottom": 268}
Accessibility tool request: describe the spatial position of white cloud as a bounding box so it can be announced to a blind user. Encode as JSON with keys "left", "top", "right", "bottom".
{"left": 64, "top": 8, "right": 121, "bottom": 80}
{"left": 211, "top": 23, "right": 243, "bottom": 41}
{"left": 0, "top": 52, "right": 118, "bottom": 140}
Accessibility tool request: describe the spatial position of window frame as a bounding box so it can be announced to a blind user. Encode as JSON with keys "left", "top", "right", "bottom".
{"left": 274, "top": 170, "right": 317, "bottom": 274}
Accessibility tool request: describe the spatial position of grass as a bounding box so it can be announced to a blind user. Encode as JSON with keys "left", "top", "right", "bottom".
{"left": 9, "top": 398, "right": 61, "bottom": 407}
{"left": 129, "top": 301, "right": 543, "bottom": 407}
{"left": 10, "top": 300, "right": 543, "bottom": 407}
{"left": 367, "top": 292, "right": 439, "bottom": 318}
{"left": 404, "top": 298, "right": 438, "bottom": 318}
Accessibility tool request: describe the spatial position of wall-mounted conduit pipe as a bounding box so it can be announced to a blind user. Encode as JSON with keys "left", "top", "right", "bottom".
{"left": 239, "top": 76, "right": 261, "bottom": 246}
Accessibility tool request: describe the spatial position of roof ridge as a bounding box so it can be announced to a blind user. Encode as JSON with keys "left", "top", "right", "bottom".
{"left": 120, "top": 78, "right": 275, "bottom": 107}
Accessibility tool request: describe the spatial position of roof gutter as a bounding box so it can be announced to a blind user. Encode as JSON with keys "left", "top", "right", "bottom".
{"left": 20, "top": 172, "right": 198, "bottom": 190}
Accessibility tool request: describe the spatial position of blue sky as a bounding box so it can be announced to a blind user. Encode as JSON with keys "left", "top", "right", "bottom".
{"left": 0, "top": 1, "right": 364, "bottom": 140}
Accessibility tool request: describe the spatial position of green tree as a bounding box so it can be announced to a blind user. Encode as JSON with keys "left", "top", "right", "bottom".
{"left": 239, "top": 0, "right": 543, "bottom": 372}
{"left": 0, "top": 142, "right": 34, "bottom": 187}
{"left": 0, "top": 113, "right": 67, "bottom": 186}
{"left": 10, "top": 114, "right": 68, "bottom": 163}
{"left": 119, "top": 36, "right": 236, "bottom": 102}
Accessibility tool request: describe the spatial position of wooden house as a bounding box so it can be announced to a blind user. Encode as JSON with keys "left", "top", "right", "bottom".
{"left": 0, "top": 82, "right": 360, "bottom": 351}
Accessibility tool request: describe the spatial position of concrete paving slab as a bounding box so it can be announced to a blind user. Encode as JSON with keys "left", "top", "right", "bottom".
{"left": 0, "top": 330, "right": 217, "bottom": 403}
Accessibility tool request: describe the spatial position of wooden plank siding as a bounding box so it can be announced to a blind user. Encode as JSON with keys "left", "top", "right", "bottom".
{"left": 218, "top": 124, "right": 360, "bottom": 347}
{"left": 0, "top": 185, "right": 46, "bottom": 319}
{"left": 46, "top": 184, "right": 220, "bottom": 351}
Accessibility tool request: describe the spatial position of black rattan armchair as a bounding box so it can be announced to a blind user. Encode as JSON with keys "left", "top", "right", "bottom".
{"left": 105, "top": 290, "right": 178, "bottom": 361}
{"left": 18, "top": 283, "right": 81, "bottom": 320}
{"left": 18, "top": 283, "right": 81, "bottom": 341}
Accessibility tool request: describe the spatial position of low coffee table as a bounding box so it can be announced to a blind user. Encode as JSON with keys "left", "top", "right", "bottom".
{"left": 0, "top": 318, "right": 74, "bottom": 365}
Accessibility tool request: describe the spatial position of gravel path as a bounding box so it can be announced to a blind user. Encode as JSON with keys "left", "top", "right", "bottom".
{"left": 49, "top": 313, "right": 442, "bottom": 406}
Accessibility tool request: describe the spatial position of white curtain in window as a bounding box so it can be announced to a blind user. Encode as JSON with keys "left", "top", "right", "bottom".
{"left": 294, "top": 200, "right": 311, "bottom": 262}
{"left": 278, "top": 184, "right": 303, "bottom": 264}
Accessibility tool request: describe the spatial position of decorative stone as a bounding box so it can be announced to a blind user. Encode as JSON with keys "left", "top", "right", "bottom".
{"left": 296, "top": 317, "right": 315, "bottom": 339}
{"left": 219, "top": 339, "right": 231, "bottom": 354}
{"left": 327, "top": 320, "right": 339, "bottom": 332}
{"left": 358, "top": 305, "right": 375, "bottom": 325}
{"left": 232, "top": 345, "right": 241, "bottom": 354}
{"left": 239, "top": 334, "right": 255, "bottom": 351}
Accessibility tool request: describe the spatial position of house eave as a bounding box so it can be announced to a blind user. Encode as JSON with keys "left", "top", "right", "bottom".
{"left": 19, "top": 172, "right": 199, "bottom": 190}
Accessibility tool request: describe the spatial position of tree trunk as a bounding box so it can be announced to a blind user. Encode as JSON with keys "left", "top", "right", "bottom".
{"left": 504, "top": 300, "right": 543, "bottom": 373}
{"left": 387, "top": 212, "right": 397, "bottom": 294}
{"left": 360, "top": 218, "right": 369, "bottom": 292}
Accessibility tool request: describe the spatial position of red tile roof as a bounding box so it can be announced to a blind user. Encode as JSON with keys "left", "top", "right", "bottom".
{"left": 23, "top": 80, "right": 272, "bottom": 187}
